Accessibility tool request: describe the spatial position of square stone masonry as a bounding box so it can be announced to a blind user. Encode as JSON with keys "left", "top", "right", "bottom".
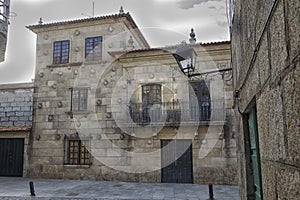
{"left": 269, "top": 0, "right": 289, "bottom": 82}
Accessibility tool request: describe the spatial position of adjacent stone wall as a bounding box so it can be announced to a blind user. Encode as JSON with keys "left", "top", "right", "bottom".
{"left": 0, "top": 82, "right": 34, "bottom": 177}
{"left": 232, "top": 0, "right": 299, "bottom": 199}
{"left": 0, "top": 83, "right": 34, "bottom": 127}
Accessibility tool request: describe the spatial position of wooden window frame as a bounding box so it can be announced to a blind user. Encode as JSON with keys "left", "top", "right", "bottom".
{"left": 53, "top": 40, "right": 70, "bottom": 64}
{"left": 71, "top": 88, "right": 88, "bottom": 112}
{"left": 66, "top": 139, "right": 91, "bottom": 165}
{"left": 85, "top": 36, "right": 102, "bottom": 61}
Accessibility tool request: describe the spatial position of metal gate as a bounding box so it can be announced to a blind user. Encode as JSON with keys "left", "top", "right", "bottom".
{"left": 0, "top": 138, "right": 24, "bottom": 177}
{"left": 161, "top": 140, "right": 193, "bottom": 183}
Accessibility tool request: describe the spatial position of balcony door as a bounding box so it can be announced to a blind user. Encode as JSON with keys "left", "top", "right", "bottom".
{"left": 189, "top": 81, "right": 211, "bottom": 121}
{"left": 142, "top": 84, "right": 162, "bottom": 123}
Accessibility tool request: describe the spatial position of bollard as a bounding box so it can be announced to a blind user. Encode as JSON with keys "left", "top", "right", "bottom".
{"left": 208, "top": 184, "right": 214, "bottom": 200}
{"left": 29, "top": 181, "right": 35, "bottom": 196}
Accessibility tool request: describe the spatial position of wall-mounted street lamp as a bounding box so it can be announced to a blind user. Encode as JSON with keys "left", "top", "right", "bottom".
{"left": 173, "top": 28, "right": 232, "bottom": 78}
{"left": 172, "top": 40, "right": 197, "bottom": 77}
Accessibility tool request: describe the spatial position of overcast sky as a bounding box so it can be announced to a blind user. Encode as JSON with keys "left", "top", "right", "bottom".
{"left": 0, "top": 0, "right": 229, "bottom": 84}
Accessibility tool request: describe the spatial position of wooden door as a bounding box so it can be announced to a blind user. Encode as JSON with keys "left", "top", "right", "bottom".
{"left": 0, "top": 138, "right": 24, "bottom": 177}
{"left": 161, "top": 140, "right": 193, "bottom": 183}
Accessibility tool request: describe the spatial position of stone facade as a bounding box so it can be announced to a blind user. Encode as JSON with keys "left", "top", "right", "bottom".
{"left": 26, "top": 12, "right": 237, "bottom": 184}
{"left": 0, "top": 82, "right": 34, "bottom": 177}
{"left": 231, "top": 0, "right": 299, "bottom": 199}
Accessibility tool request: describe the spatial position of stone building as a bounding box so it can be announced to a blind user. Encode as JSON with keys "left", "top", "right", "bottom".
{"left": 25, "top": 10, "right": 237, "bottom": 184}
{"left": 0, "top": 0, "right": 10, "bottom": 62}
{"left": 231, "top": 0, "right": 299, "bottom": 199}
{"left": 0, "top": 82, "right": 33, "bottom": 177}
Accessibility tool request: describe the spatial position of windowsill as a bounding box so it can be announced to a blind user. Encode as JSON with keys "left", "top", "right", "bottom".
{"left": 83, "top": 60, "right": 107, "bottom": 65}
{"left": 63, "top": 164, "right": 91, "bottom": 168}
{"left": 66, "top": 111, "right": 90, "bottom": 118}
{"left": 47, "top": 62, "right": 83, "bottom": 68}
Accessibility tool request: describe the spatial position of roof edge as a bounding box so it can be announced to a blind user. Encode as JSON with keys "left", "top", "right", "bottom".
{"left": 108, "top": 40, "right": 230, "bottom": 57}
{"left": 0, "top": 82, "right": 34, "bottom": 90}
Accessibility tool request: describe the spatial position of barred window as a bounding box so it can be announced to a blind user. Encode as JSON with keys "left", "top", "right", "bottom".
{"left": 189, "top": 81, "right": 211, "bottom": 121}
{"left": 67, "top": 139, "right": 90, "bottom": 165}
{"left": 71, "top": 88, "right": 88, "bottom": 112}
{"left": 53, "top": 40, "right": 70, "bottom": 64}
{"left": 142, "top": 84, "right": 162, "bottom": 106}
{"left": 85, "top": 36, "right": 102, "bottom": 61}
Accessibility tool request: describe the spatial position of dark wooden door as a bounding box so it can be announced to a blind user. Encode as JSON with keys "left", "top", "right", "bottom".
{"left": 0, "top": 138, "right": 24, "bottom": 177}
{"left": 161, "top": 140, "right": 193, "bottom": 183}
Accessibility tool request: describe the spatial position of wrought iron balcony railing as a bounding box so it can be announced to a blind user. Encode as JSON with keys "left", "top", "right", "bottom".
{"left": 128, "top": 99, "right": 225, "bottom": 125}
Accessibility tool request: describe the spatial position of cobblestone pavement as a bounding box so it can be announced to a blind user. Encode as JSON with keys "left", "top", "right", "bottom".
{"left": 0, "top": 177, "right": 239, "bottom": 200}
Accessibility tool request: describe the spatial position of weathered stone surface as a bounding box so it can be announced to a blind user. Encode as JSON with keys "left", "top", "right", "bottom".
{"left": 0, "top": 83, "right": 33, "bottom": 127}
{"left": 232, "top": 0, "right": 300, "bottom": 199}
{"left": 286, "top": 0, "right": 300, "bottom": 61}
{"left": 281, "top": 63, "right": 300, "bottom": 166}
{"left": 269, "top": 0, "right": 288, "bottom": 82}
{"left": 261, "top": 161, "right": 277, "bottom": 200}
{"left": 277, "top": 166, "right": 300, "bottom": 199}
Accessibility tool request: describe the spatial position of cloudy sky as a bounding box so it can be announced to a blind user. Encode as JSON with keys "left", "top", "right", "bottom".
{"left": 0, "top": 0, "right": 230, "bottom": 84}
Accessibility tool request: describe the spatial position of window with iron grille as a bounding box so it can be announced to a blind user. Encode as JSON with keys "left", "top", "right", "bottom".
{"left": 85, "top": 36, "right": 102, "bottom": 61}
{"left": 142, "top": 84, "right": 162, "bottom": 106}
{"left": 67, "top": 139, "right": 90, "bottom": 165}
{"left": 189, "top": 81, "right": 211, "bottom": 121}
{"left": 71, "top": 88, "right": 88, "bottom": 112}
{"left": 141, "top": 84, "right": 162, "bottom": 123}
{"left": 53, "top": 40, "right": 70, "bottom": 64}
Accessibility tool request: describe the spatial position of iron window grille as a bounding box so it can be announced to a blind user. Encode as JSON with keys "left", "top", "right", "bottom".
{"left": 141, "top": 84, "right": 162, "bottom": 123}
{"left": 71, "top": 88, "right": 88, "bottom": 112}
{"left": 53, "top": 40, "right": 70, "bottom": 64}
{"left": 85, "top": 36, "right": 102, "bottom": 61}
{"left": 67, "top": 139, "right": 90, "bottom": 165}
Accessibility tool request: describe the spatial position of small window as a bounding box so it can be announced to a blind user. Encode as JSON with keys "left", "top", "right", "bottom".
{"left": 53, "top": 40, "right": 70, "bottom": 64}
{"left": 71, "top": 88, "right": 88, "bottom": 112}
{"left": 85, "top": 36, "right": 102, "bottom": 61}
{"left": 67, "top": 139, "right": 90, "bottom": 165}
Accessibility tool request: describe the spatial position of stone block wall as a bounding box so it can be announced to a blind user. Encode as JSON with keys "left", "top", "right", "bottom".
{"left": 231, "top": 0, "right": 300, "bottom": 199}
{"left": 28, "top": 14, "right": 237, "bottom": 185}
{"left": 0, "top": 83, "right": 34, "bottom": 127}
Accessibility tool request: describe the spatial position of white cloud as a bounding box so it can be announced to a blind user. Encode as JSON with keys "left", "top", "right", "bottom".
{"left": 177, "top": 0, "right": 222, "bottom": 9}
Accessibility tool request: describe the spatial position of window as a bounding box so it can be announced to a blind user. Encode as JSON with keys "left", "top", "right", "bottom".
{"left": 67, "top": 139, "right": 90, "bottom": 165}
{"left": 141, "top": 84, "right": 162, "bottom": 123}
{"left": 53, "top": 40, "right": 70, "bottom": 64}
{"left": 85, "top": 36, "right": 102, "bottom": 61}
{"left": 142, "top": 84, "right": 162, "bottom": 106}
{"left": 71, "top": 88, "right": 88, "bottom": 112}
{"left": 189, "top": 81, "right": 211, "bottom": 121}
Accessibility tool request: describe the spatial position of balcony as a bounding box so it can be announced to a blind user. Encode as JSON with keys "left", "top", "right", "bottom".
{"left": 128, "top": 99, "right": 225, "bottom": 126}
